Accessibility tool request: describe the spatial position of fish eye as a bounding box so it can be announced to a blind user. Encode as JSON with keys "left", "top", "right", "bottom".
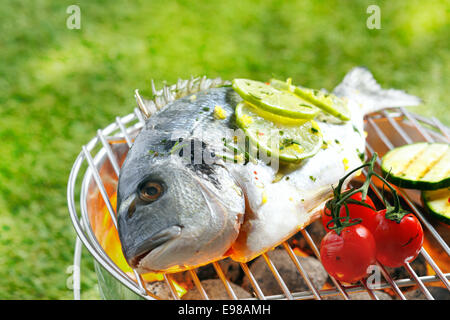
{"left": 139, "top": 181, "right": 163, "bottom": 202}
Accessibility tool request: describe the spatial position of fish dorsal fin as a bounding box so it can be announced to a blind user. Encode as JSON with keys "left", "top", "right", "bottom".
{"left": 135, "top": 77, "right": 231, "bottom": 119}
{"left": 135, "top": 68, "right": 421, "bottom": 119}
{"left": 333, "top": 67, "right": 421, "bottom": 115}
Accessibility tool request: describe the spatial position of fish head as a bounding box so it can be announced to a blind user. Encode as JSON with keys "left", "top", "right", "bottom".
{"left": 117, "top": 142, "right": 245, "bottom": 273}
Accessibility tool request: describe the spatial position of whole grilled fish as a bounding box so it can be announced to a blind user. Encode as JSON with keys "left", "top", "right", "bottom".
{"left": 117, "top": 68, "right": 420, "bottom": 273}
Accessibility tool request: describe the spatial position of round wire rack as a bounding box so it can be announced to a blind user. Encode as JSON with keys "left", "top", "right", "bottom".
{"left": 67, "top": 79, "right": 450, "bottom": 300}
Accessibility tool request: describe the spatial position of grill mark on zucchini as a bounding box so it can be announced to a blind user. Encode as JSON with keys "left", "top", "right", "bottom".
{"left": 392, "top": 144, "right": 428, "bottom": 177}
{"left": 381, "top": 142, "right": 450, "bottom": 190}
{"left": 417, "top": 145, "right": 448, "bottom": 180}
{"left": 392, "top": 144, "right": 447, "bottom": 180}
{"left": 422, "top": 149, "right": 450, "bottom": 182}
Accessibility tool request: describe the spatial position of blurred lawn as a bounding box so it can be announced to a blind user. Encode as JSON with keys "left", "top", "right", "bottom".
{"left": 0, "top": 0, "right": 448, "bottom": 299}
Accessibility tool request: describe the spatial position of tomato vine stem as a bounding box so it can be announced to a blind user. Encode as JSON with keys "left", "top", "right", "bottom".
{"left": 325, "top": 153, "right": 407, "bottom": 234}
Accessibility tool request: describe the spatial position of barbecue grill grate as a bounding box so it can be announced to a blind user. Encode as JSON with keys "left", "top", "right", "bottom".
{"left": 67, "top": 77, "right": 450, "bottom": 300}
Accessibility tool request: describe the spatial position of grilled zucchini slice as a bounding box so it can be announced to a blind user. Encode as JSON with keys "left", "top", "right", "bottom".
{"left": 381, "top": 142, "right": 450, "bottom": 190}
{"left": 422, "top": 188, "right": 450, "bottom": 225}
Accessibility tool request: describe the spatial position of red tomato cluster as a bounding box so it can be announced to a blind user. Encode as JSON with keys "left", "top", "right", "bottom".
{"left": 320, "top": 193, "right": 424, "bottom": 283}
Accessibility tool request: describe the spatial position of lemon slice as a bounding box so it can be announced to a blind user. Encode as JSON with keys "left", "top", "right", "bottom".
{"left": 235, "top": 102, "right": 323, "bottom": 163}
{"left": 270, "top": 79, "right": 351, "bottom": 121}
{"left": 232, "top": 79, "right": 320, "bottom": 120}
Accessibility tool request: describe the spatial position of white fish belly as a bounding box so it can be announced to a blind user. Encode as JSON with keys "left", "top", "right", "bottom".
{"left": 229, "top": 102, "right": 366, "bottom": 262}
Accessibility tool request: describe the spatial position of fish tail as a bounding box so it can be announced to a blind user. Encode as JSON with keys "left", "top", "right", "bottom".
{"left": 333, "top": 67, "right": 421, "bottom": 115}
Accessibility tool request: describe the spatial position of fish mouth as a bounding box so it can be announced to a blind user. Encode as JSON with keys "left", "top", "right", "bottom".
{"left": 128, "top": 225, "right": 182, "bottom": 268}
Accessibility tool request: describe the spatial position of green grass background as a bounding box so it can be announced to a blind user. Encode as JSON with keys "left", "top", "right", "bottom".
{"left": 0, "top": 0, "right": 448, "bottom": 299}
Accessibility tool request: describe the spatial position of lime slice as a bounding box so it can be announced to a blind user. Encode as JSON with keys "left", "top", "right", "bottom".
{"left": 270, "top": 79, "right": 351, "bottom": 121}
{"left": 232, "top": 79, "right": 320, "bottom": 120}
{"left": 244, "top": 102, "right": 309, "bottom": 126}
{"left": 235, "top": 102, "right": 323, "bottom": 163}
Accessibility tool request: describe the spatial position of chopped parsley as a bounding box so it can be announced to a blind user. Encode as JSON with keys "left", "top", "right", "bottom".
{"left": 357, "top": 149, "right": 365, "bottom": 161}
{"left": 281, "top": 138, "right": 301, "bottom": 147}
{"left": 352, "top": 125, "right": 361, "bottom": 135}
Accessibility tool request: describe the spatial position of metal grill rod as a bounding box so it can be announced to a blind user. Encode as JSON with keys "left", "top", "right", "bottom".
{"left": 262, "top": 253, "right": 294, "bottom": 300}
{"left": 212, "top": 262, "right": 238, "bottom": 300}
{"left": 404, "top": 262, "right": 434, "bottom": 300}
{"left": 400, "top": 107, "right": 433, "bottom": 142}
{"left": 73, "top": 230, "right": 83, "bottom": 300}
{"left": 164, "top": 274, "right": 180, "bottom": 300}
{"left": 360, "top": 278, "right": 378, "bottom": 300}
{"left": 97, "top": 129, "right": 121, "bottom": 176}
{"left": 82, "top": 146, "right": 118, "bottom": 230}
{"left": 189, "top": 269, "right": 210, "bottom": 300}
{"left": 240, "top": 262, "right": 266, "bottom": 300}
{"left": 381, "top": 110, "right": 413, "bottom": 144}
{"left": 420, "top": 248, "right": 450, "bottom": 291}
{"left": 376, "top": 262, "right": 406, "bottom": 300}
{"left": 431, "top": 117, "right": 450, "bottom": 141}
{"left": 282, "top": 242, "right": 322, "bottom": 300}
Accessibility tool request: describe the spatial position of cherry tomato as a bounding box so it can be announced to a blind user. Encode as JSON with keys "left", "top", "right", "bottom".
{"left": 372, "top": 209, "right": 424, "bottom": 268}
{"left": 320, "top": 224, "right": 377, "bottom": 283}
{"left": 322, "top": 192, "right": 377, "bottom": 232}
